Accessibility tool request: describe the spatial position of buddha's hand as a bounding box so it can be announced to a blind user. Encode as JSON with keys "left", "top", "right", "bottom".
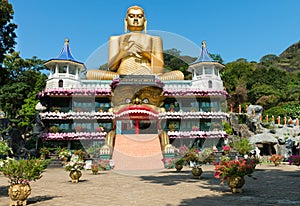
{"left": 121, "top": 41, "right": 144, "bottom": 59}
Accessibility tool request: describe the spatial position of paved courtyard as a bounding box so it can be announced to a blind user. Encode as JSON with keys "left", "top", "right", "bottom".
{"left": 0, "top": 163, "right": 300, "bottom": 206}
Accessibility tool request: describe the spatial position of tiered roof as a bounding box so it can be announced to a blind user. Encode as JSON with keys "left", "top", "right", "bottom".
{"left": 44, "top": 39, "right": 86, "bottom": 70}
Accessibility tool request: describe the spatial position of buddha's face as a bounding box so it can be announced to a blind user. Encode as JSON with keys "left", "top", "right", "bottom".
{"left": 126, "top": 7, "right": 146, "bottom": 31}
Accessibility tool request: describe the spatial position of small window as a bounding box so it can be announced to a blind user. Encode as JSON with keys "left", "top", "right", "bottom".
{"left": 69, "top": 66, "right": 76, "bottom": 75}
{"left": 214, "top": 68, "right": 219, "bottom": 76}
{"left": 195, "top": 68, "right": 203, "bottom": 76}
{"left": 208, "top": 80, "right": 212, "bottom": 88}
{"left": 59, "top": 66, "right": 67, "bottom": 73}
{"left": 58, "top": 79, "right": 63, "bottom": 87}
{"left": 204, "top": 67, "right": 212, "bottom": 75}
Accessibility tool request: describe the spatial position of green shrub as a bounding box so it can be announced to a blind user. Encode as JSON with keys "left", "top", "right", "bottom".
{"left": 0, "top": 158, "right": 50, "bottom": 185}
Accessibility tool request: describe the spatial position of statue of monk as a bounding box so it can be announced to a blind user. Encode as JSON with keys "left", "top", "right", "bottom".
{"left": 86, "top": 5, "right": 184, "bottom": 81}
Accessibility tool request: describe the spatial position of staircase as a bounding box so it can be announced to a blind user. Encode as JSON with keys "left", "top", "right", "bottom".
{"left": 48, "top": 158, "right": 63, "bottom": 168}
{"left": 112, "top": 134, "right": 164, "bottom": 173}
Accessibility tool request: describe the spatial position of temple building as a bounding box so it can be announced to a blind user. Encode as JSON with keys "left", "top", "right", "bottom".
{"left": 38, "top": 6, "right": 229, "bottom": 171}
{"left": 38, "top": 39, "right": 228, "bottom": 171}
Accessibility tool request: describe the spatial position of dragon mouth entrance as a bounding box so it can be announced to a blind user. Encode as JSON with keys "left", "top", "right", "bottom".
{"left": 114, "top": 105, "right": 159, "bottom": 120}
{"left": 114, "top": 105, "right": 160, "bottom": 134}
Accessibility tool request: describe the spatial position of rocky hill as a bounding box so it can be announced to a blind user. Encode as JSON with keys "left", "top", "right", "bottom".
{"left": 278, "top": 41, "right": 300, "bottom": 72}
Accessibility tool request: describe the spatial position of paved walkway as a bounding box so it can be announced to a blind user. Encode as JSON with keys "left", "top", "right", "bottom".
{"left": 0, "top": 164, "right": 300, "bottom": 206}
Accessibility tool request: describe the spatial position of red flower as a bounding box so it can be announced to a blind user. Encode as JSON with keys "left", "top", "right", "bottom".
{"left": 222, "top": 145, "right": 231, "bottom": 151}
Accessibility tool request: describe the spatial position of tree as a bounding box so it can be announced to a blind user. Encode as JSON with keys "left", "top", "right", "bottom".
{"left": 19, "top": 75, "right": 46, "bottom": 128}
{"left": 221, "top": 61, "right": 255, "bottom": 93}
{"left": 259, "top": 54, "right": 278, "bottom": 64}
{"left": 0, "top": 53, "right": 46, "bottom": 120}
{"left": 209, "top": 53, "right": 224, "bottom": 64}
{"left": 0, "top": 0, "right": 17, "bottom": 67}
{"left": 163, "top": 48, "right": 196, "bottom": 80}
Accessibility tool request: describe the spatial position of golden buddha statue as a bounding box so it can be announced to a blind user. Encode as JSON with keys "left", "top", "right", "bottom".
{"left": 86, "top": 6, "right": 184, "bottom": 81}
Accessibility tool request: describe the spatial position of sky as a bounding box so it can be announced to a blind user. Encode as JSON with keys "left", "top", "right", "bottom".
{"left": 9, "top": 0, "right": 300, "bottom": 69}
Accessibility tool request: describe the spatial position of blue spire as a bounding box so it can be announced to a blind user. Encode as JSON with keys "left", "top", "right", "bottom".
{"left": 193, "top": 41, "right": 214, "bottom": 63}
{"left": 56, "top": 38, "right": 77, "bottom": 61}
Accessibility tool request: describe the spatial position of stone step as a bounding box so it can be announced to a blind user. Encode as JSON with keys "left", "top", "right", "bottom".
{"left": 112, "top": 134, "right": 164, "bottom": 172}
{"left": 48, "top": 159, "right": 63, "bottom": 168}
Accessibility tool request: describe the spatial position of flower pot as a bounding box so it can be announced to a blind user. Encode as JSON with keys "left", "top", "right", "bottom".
{"left": 273, "top": 161, "right": 281, "bottom": 166}
{"left": 8, "top": 184, "right": 31, "bottom": 206}
{"left": 69, "top": 170, "right": 82, "bottom": 183}
{"left": 191, "top": 167, "right": 203, "bottom": 178}
{"left": 175, "top": 164, "right": 183, "bottom": 171}
{"left": 91, "top": 166, "right": 99, "bottom": 175}
{"left": 92, "top": 169, "right": 98, "bottom": 175}
{"left": 226, "top": 176, "right": 245, "bottom": 193}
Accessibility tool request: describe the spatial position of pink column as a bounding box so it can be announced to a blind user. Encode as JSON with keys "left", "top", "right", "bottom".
{"left": 296, "top": 118, "right": 299, "bottom": 126}
{"left": 266, "top": 115, "right": 268, "bottom": 123}
{"left": 277, "top": 116, "right": 281, "bottom": 125}
{"left": 230, "top": 104, "right": 233, "bottom": 113}
{"left": 238, "top": 105, "right": 241, "bottom": 114}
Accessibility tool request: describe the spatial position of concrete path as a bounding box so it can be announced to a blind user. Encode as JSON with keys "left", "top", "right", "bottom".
{"left": 0, "top": 164, "right": 300, "bottom": 206}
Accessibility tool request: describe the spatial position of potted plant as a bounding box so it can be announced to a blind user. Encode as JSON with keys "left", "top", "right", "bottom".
{"left": 183, "top": 147, "right": 200, "bottom": 165}
{"left": 73, "top": 149, "right": 86, "bottom": 161}
{"left": 222, "top": 145, "right": 231, "bottom": 155}
{"left": 58, "top": 148, "right": 71, "bottom": 163}
{"left": 39, "top": 147, "right": 50, "bottom": 159}
{"left": 174, "top": 158, "right": 185, "bottom": 171}
{"left": 269, "top": 154, "right": 284, "bottom": 166}
{"left": 180, "top": 147, "right": 203, "bottom": 178}
{"left": 288, "top": 155, "right": 300, "bottom": 166}
{"left": 75, "top": 125, "right": 84, "bottom": 132}
{"left": 98, "top": 159, "right": 109, "bottom": 171}
{"left": 0, "top": 158, "right": 50, "bottom": 205}
{"left": 51, "top": 106, "right": 61, "bottom": 113}
{"left": 162, "top": 157, "right": 174, "bottom": 169}
{"left": 91, "top": 162, "right": 99, "bottom": 175}
{"left": 49, "top": 125, "right": 59, "bottom": 133}
{"left": 86, "top": 147, "right": 96, "bottom": 158}
{"left": 189, "top": 148, "right": 215, "bottom": 178}
{"left": 65, "top": 155, "right": 86, "bottom": 183}
{"left": 168, "top": 122, "right": 177, "bottom": 132}
{"left": 213, "top": 158, "right": 257, "bottom": 193}
{"left": 191, "top": 126, "right": 200, "bottom": 131}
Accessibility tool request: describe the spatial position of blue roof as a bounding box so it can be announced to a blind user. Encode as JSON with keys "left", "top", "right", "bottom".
{"left": 56, "top": 39, "right": 77, "bottom": 61}
{"left": 192, "top": 41, "right": 214, "bottom": 64}
{"left": 45, "top": 39, "right": 84, "bottom": 65}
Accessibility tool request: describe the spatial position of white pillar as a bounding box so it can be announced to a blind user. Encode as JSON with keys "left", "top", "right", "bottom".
{"left": 55, "top": 63, "right": 59, "bottom": 74}
{"left": 66, "top": 64, "right": 70, "bottom": 74}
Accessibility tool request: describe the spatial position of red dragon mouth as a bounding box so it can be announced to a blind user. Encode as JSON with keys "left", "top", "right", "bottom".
{"left": 114, "top": 105, "right": 159, "bottom": 120}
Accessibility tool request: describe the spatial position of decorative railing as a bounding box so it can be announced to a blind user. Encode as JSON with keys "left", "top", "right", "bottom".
{"left": 38, "top": 88, "right": 111, "bottom": 97}
{"left": 40, "top": 111, "right": 228, "bottom": 120}
{"left": 38, "top": 87, "right": 228, "bottom": 98}
{"left": 159, "top": 111, "right": 229, "bottom": 119}
{"left": 40, "top": 111, "right": 114, "bottom": 120}
{"left": 42, "top": 132, "right": 107, "bottom": 140}
{"left": 163, "top": 89, "right": 228, "bottom": 97}
{"left": 167, "top": 130, "right": 227, "bottom": 139}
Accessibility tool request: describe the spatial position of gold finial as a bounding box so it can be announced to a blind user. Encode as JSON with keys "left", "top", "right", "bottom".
{"left": 64, "top": 38, "right": 69, "bottom": 44}
{"left": 202, "top": 41, "right": 206, "bottom": 47}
